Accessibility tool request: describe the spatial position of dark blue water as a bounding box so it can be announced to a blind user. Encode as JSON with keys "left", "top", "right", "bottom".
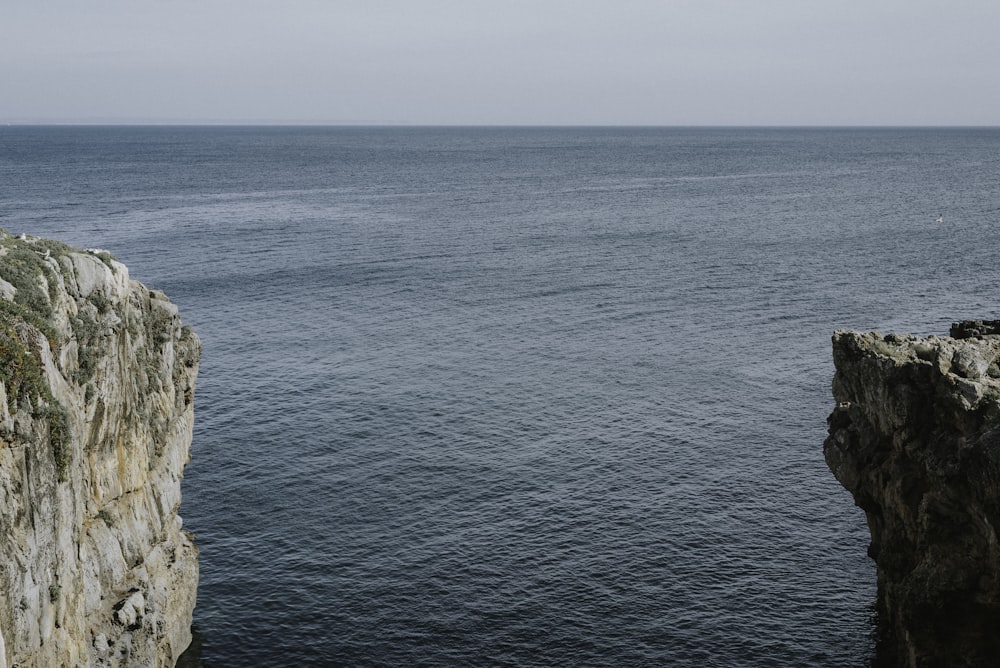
{"left": 3, "top": 126, "right": 1000, "bottom": 666}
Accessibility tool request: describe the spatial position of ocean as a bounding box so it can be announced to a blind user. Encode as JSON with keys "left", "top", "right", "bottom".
{"left": 2, "top": 126, "right": 999, "bottom": 666}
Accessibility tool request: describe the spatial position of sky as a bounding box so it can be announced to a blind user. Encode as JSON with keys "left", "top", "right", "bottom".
{"left": 2, "top": 0, "right": 999, "bottom": 125}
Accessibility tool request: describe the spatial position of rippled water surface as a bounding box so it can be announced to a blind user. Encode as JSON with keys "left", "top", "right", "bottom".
{"left": 4, "top": 126, "right": 1000, "bottom": 666}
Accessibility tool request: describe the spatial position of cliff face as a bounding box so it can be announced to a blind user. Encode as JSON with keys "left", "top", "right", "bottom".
{"left": 825, "top": 324, "right": 1000, "bottom": 667}
{"left": 0, "top": 232, "right": 199, "bottom": 667}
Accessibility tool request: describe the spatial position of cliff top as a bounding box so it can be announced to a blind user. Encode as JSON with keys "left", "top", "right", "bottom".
{"left": 832, "top": 326, "right": 1000, "bottom": 413}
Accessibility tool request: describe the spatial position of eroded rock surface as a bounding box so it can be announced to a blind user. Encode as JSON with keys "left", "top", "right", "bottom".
{"left": 825, "top": 324, "right": 1000, "bottom": 667}
{"left": 0, "top": 232, "right": 199, "bottom": 667}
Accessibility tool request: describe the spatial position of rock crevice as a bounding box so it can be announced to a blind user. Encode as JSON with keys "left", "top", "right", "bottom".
{"left": 0, "top": 232, "right": 199, "bottom": 667}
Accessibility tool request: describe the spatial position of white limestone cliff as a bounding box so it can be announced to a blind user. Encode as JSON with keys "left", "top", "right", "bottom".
{"left": 0, "top": 232, "right": 199, "bottom": 667}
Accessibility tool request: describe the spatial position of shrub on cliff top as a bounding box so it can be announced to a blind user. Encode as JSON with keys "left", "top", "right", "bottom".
{"left": 0, "top": 246, "right": 55, "bottom": 319}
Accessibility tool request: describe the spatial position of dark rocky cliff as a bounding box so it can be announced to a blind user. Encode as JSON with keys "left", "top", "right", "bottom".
{"left": 825, "top": 323, "right": 1000, "bottom": 667}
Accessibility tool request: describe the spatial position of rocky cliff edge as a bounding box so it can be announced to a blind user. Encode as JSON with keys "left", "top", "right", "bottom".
{"left": 826, "top": 323, "right": 1000, "bottom": 667}
{"left": 0, "top": 231, "right": 199, "bottom": 667}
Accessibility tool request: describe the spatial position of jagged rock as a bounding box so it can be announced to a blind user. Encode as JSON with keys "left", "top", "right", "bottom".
{"left": 113, "top": 591, "right": 145, "bottom": 628}
{"left": 950, "top": 320, "right": 1000, "bottom": 340}
{"left": 0, "top": 231, "right": 199, "bottom": 667}
{"left": 825, "top": 326, "right": 1000, "bottom": 667}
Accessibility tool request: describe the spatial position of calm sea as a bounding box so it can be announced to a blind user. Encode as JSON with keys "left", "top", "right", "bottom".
{"left": 3, "top": 126, "right": 999, "bottom": 666}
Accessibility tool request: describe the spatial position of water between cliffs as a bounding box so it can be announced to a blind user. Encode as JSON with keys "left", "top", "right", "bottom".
{"left": 3, "top": 126, "right": 999, "bottom": 666}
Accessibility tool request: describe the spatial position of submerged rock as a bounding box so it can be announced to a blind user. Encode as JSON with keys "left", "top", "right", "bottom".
{"left": 825, "top": 326, "right": 1000, "bottom": 667}
{"left": 0, "top": 231, "right": 199, "bottom": 667}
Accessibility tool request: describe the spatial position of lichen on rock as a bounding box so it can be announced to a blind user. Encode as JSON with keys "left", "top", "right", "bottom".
{"left": 0, "top": 230, "right": 199, "bottom": 667}
{"left": 825, "top": 323, "right": 1000, "bottom": 667}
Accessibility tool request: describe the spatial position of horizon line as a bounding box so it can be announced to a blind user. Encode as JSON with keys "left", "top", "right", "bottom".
{"left": 3, "top": 120, "right": 1000, "bottom": 129}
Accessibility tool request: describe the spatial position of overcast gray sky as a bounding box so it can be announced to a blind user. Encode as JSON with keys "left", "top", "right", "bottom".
{"left": 3, "top": 0, "right": 998, "bottom": 125}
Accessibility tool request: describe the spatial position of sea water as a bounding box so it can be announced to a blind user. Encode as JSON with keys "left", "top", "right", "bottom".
{"left": 3, "top": 126, "right": 1000, "bottom": 666}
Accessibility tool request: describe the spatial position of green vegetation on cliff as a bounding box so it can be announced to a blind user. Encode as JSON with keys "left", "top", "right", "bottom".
{"left": 0, "top": 231, "right": 98, "bottom": 479}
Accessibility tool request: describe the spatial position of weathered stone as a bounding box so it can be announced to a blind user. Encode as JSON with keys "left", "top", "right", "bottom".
{"left": 94, "top": 632, "right": 110, "bottom": 654}
{"left": 951, "top": 319, "right": 1000, "bottom": 339}
{"left": 0, "top": 232, "right": 199, "bottom": 667}
{"left": 952, "top": 347, "right": 990, "bottom": 379}
{"left": 825, "top": 325, "right": 1000, "bottom": 667}
{"left": 113, "top": 591, "right": 145, "bottom": 628}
